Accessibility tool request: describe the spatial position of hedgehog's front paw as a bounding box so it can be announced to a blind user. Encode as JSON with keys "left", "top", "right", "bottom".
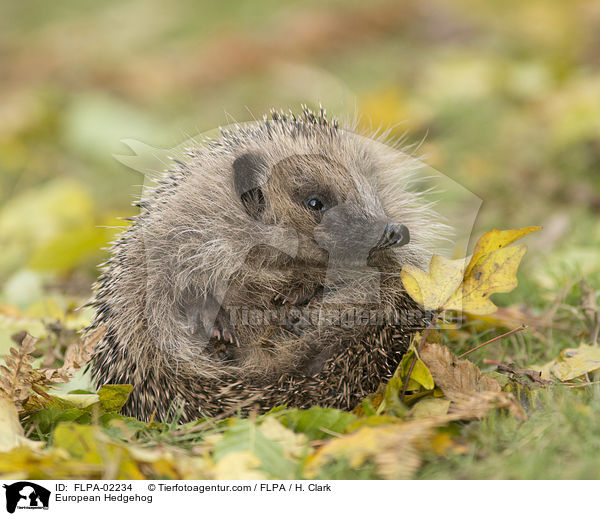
{"left": 207, "top": 311, "right": 239, "bottom": 361}
{"left": 208, "top": 311, "right": 237, "bottom": 344}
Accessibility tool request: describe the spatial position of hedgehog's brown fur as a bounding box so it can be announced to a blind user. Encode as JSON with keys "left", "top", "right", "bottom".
{"left": 88, "top": 107, "right": 446, "bottom": 422}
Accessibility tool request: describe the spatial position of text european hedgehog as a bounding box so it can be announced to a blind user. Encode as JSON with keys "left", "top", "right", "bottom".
{"left": 88, "top": 107, "right": 447, "bottom": 422}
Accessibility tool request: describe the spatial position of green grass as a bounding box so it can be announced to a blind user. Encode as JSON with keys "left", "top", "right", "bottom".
{"left": 419, "top": 386, "right": 600, "bottom": 479}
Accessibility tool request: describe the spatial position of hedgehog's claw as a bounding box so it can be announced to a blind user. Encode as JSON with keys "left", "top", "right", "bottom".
{"left": 222, "top": 329, "right": 237, "bottom": 346}
{"left": 208, "top": 312, "right": 239, "bottom": 357}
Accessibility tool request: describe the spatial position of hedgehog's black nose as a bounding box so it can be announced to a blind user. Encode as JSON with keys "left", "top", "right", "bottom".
{"left": 376, "top": 222, "right": 410, "bottom": 249}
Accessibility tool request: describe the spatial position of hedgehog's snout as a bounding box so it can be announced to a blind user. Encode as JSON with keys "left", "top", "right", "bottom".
{"left": 375, "top": 222, "right": 410, "bottom": 249}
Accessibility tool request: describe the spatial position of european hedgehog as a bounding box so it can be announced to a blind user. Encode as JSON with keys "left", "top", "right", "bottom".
{"left": 89, "top": 107, "right": 444, "bottom": 422}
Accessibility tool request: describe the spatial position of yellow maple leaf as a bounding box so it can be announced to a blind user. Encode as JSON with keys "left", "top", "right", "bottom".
{"left": 401, "top": 226, "right": 541, "bottom": 315}
{"left": 465, "top": 226, "right": 541, "bottom": 277}
{"left": 445, "top": 244, "right": 527, "bottom": 315}
{"left": 400, "top": 255, "right": 468, "bottom": 310}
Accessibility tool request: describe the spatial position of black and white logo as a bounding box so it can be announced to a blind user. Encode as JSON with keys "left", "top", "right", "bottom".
{"left": 3, "top": 482, "right": 50, "bottom": 513}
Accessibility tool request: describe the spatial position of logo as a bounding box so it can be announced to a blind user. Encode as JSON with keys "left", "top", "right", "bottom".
{"left": 3, "top": 482, "right": 50, "bottom": 513}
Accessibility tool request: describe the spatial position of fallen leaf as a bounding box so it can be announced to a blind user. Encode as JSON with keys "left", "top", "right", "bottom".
{"left": 449, "top": 391, "right": 526, "bottom": 421}
{"left": 345, "top": 415, "right": 403, "bottom": 433}
{"left": 0, "top": 398, "right": 44, "bottom": 452}
{"left": 305, "top": 387, "right": 523, "bottom": 479}
{"left": 409, "top": 397, "right": 451, "bottom": 418}
{"left": 214, "top": 451, "right": 267, "bottom": 480}
{"left": 213, "top": 419, "right": 298, "bottom": 479}
{"left": 52, "top": 423, "right": 145, "bottom": 479}
{"left": 401, "top": 226, "right": 541, "bottom": 315}
{"left": 465, "top": 226, "right": 542, "bottom": 277}
{"left": 399, "top": 345, "right": 435, "bottom": 391}
{"left": 552, "top": 345, "right": 600, "bottom": 381}
{"left": 259, "top": 418, "right": 307, "bottom": 460}
{"left": 468, "top": 305, "right": 552, "bottom": 331}
{"left": 304, "top": 423, "right": 426, "bottom": 479}
{"left": 445, "top": 245, "right": 527, "bottom": 315}
{"left": 429, "top": 431, "right": 468, "bottom": 455}
{"left": 400, "top": 256, "right": 468, "bottom": 310}
{"left": 0, "top": 334, "right": 37, "bottom": 409}
{"left": 420, "top": 343, "right": 501, "bottom": 396}
{"left": 97, "top": 384, "right": 133, "bottom": 412}
{"left": 420, "top": 343, "right": 526, "bottom": 420}
{"left": 51, "top": 393, "right": 100, "bottom": 408}
{"left": 278, "top": 407, "right": 356, "bottom": 441}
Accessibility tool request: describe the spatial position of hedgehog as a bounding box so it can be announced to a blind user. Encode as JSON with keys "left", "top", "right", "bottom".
{"left": 88, "top": 107, "right": 445, "bottom": 422}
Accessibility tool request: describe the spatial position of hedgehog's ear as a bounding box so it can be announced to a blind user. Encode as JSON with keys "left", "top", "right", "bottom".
{"left": 233, "top": 152, "right": 267, "bottom": 219}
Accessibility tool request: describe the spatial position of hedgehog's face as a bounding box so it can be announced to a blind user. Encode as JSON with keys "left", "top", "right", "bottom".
{"left": 233, "top": 152, "right": 410, "bottom": 266}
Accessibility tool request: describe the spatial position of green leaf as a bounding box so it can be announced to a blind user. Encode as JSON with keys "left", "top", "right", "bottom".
{"left": 213, "top": 420, "right": 298, "bottom": 479}
{"left": 399, "top": 347, "right": 435, "bottom": 391}
{"left": 52, "top": 423, "right": 98, "bottom": 459}
{"left": 28, "top": 407, "right": 91, "bottom": 437}
{"left": 97, "top": 384, "right": 133, "bottom": 412}
{"left": 279, "top": 407, "right": 357, "bottom": 440}
{"left": 381, "top": 377, "right": 409, "bottom": 416}
{"left": 52, "top": 393, "right": 100, "bottom": 408}
{"left": 100, "top": 414, "right": 149, "bottom": 441}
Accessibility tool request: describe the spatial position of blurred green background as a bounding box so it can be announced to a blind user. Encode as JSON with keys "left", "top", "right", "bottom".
{"left": 1, "top": 0, "right": 599, "bottom": 326}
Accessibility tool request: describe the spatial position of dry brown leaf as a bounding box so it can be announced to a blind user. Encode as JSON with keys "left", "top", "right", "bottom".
{"left": 1, "top": 328, "right": 105, "bottom": 413}
{"left": 64, "top": 326, "right": 105, "bottom": 371}
{"left": 420, "top": 342, "right": 501, "bottom": 396}
{"left": 0, "top": 334, "right": 37, "bottom": 409}
{"left": 40, "top": 325, "right": 106, "bottom": 384}
{"left": 468, "top": 305, "right": 554, "bottom": 331}
{"left": 420, "top": 343, "right": 526, "bottom": 420}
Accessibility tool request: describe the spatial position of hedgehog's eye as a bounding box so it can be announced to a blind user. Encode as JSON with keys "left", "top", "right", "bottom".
{"left": 305, "top": 196, "right": 326, "bottom": 212}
